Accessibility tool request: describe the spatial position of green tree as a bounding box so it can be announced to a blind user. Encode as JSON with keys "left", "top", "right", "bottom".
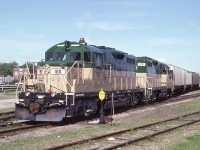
{"left": 0, "top": 61, "right": 18, "bottom": 76}
{"left": 20, "top": 62, "right": 36, "bottom": 69}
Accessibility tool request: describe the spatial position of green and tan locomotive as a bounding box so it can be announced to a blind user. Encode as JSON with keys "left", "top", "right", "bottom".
{"left": 15, "top": 38, "right": 186, "bottom": 122}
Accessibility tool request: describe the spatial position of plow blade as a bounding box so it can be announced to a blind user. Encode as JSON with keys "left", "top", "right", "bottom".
{"left": 15, "top": 104, "right": 66, "bottom": 122}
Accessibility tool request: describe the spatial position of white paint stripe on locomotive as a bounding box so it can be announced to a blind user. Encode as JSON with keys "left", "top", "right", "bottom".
{"left": 57, "top": 44, "right": 80, "bottom": 47}
{"left": 76, "top": 94, "right": 85, "bottom": 97}
{"left": 57, "top": 44, "right": 64, "bottom": 47}
{"left": 71, "top": 44, "right": 80, "bottom": 46}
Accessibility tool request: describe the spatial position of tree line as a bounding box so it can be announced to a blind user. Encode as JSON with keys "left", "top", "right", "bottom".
{"left": 0, "top": 61, "right": 34, "bottom": 76}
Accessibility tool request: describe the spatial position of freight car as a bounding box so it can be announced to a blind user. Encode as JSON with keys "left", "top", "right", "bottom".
{"left": 192, "top": 72, "right": 199, "bottom": 90}
{"left": 168, "top": 64, "right": 199, "bottom": 94}
{"left": 15, "top": 38, "right": 199, "bottom": 122}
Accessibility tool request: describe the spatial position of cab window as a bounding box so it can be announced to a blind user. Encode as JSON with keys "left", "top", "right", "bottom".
{"left": 55, "top": 52, "right": 65, "bottom": 61}
{"left": 46, "top": 52, "right": 53, "bottom": 61}
{"left": 93, "top": 53, "right": 102, "bottom": 67}
{"left": 84, "top": 52, "right": 91, "bottom": 62}
{"left": 70, "top": 52, "right": 81, "bottom": 60}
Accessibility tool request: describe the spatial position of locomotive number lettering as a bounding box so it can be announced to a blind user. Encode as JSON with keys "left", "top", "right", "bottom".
{"left": 51, "top": 69, "right": 65, "bottom": 75}
{"left": 138, "top": 63, "right": 146, "bottom": 66}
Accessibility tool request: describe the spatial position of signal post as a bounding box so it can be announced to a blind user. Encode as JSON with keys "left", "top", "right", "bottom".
{"left": 99, "top": 88, "right": 105, "bottom": 124}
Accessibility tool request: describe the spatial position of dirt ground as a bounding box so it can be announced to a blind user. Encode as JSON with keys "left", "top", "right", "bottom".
{"left": 0, "top": 99, "right": 15, "bottom": 109}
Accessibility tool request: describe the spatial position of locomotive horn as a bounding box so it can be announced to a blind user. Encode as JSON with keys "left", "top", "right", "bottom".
{"left": 64, "top": 40, "right": 70, "bottom": 52}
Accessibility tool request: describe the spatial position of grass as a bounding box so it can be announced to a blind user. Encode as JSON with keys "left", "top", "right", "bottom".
{"left": 168, "top": 134, "right": 200, "bottom": 150}
{"left": 4, "top": 91, "right": 16, "bottom": 96}
{"left": 173, "top": 99, "right": 200, "bottom": 113}
{"left": 0, "top": 91, "right": 16, "bottom": 99}
{"left": 0, "top": 107, "right": 15, "bottom": 113}
{"left": 0, "top": 124, "right": 118, "bottom": 150}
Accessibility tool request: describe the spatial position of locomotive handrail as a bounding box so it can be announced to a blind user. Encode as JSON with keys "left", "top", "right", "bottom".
{"left": 136, "top": 76, "right": 144, "bottom": 88}
{"left": 146, "top": 77, "right": 152, "bottom": 95}
{"left": 23, "top": 62, "right": 35, "bottom": 92}
{"left": 65, "top": 61, "right": 79, "bottom": 75}
{"left": 59, "top": 73, "right": 68, "bottom": 92}
{"left": 104, "top": 63, "right": 112, "bottom": 82}
{"left": 15, "top": 75, "right": 23, "bottom": 103}
{"left": 64, "top": 61, "right": 79, "bottom": 88}
{"left": 64, "top": 61, "right": 94, "bottom": 88}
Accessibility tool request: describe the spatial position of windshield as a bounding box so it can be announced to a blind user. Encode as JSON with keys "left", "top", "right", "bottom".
{"left": 70, "top": 52, "right": 81, "bottom": 60}
{"left": 55, "top": 52, "right": 65, "bottom": 61}
{"left": 46, "top": 52, "right": 53, "bottom": 61}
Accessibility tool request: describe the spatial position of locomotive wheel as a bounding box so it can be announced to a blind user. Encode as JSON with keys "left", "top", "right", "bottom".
{"left": 150, "top": 93, "right": 156, "bottom": 103}
{"left": 130, "top": 94, "right": 138, "bottom": 107}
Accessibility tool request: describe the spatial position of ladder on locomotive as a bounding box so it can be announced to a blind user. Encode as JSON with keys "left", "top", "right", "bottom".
{"left": 146, "top": 77, "right": 153, "bottom": 97}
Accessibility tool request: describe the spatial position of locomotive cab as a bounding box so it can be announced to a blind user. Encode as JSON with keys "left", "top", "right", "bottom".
{"left": 15, "top": 38, "right": 107, "bottom": 122}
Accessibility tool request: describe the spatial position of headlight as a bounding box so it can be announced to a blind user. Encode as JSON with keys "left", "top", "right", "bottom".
{"left": 59, "top": 100, "right": 64, "bottom": 103}
{"left": 51, "top": 92, "right": 56, "bottom": 97}
{"left": 25, "top": 92, "right": 30, "bottom": 96}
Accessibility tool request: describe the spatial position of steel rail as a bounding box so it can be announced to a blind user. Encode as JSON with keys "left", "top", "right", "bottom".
{"left": 0, "top": 122, "right": 50, "bottom": 135}
{"left": 44, "top": 111, "right": 200, "bottom": 150}
{"left": 105, "top": 118, "right": 200, "bottom": 150}
{"left": 0, "top": 114, "right": 15, "bottom": 121}
{"left": 0, "top": 111, "right": 15, "bottom": 116}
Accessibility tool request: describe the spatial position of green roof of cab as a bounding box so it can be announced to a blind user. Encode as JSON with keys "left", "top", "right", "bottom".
{"left": 136, "top": 56, "right": 169, "bottom": 74}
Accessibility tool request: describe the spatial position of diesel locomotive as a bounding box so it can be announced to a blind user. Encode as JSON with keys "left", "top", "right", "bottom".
{"left": 15, "top": 38, "right": 199, "bottom": 122}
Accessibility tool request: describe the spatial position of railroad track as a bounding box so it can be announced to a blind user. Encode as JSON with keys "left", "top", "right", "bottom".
{"left": 0, "top": 111, "right": 15, "bottom": 116}
{"left": 0, "top": 111, "right": 15, "bottom": 121}
{"left": 0, "top": 92, "right": 199, "bottom": 140}
{"left": 0, "top": 121, "right": 51, "bottom": 137}
{"left": 141, "top": 92, "right": 200, "bottom": 109}
{"left": 44, "top": 111, "right": 200, "bottom": 150}
{"left": 172, "top": 93, "right": 200, "bottom": 101}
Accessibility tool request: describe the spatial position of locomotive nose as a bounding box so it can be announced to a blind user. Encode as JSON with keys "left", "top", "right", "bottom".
{"left": 15, "top": 103, "right": 66, "bottom": 122}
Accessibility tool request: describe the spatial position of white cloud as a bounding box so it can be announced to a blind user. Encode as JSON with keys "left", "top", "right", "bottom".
{"left": 127, "top": 12, "right": 155, "bottom": 17}
{"left": 156, "top": 58, "right": 166, "bottom": 63}
{"left": 80, "top": 13, "right": 92, "bottom": 21}
{"left": 147, "top": 38, "right": 200, "bottom": 46}
{"left": 98, "top": 12, "right": 156, "bottom": 19}
{"left": 147, "top": 38, "right": 179, "bottom": 45}
{"left": 76, "top": 21, "right": 151, "bottom": 31}
{"left": 94, "top": 2, "right": 151, "bottom": 7}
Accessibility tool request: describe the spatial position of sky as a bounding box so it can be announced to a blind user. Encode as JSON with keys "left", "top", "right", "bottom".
{"left": 0, "top": 0, "right": 200, "bottom": 72}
